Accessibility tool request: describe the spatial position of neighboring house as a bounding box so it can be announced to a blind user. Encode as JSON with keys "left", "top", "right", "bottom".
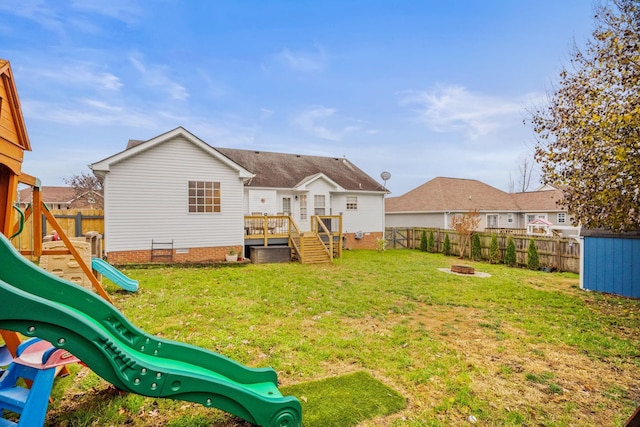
{"left": 17, "top": 186, "right": 103, "bottom": 210}
{"left": 385, "top": 177, "right": 578, "bottom": 236}
{"left": 90, "top": 127, "right": 387, "bottom": 263}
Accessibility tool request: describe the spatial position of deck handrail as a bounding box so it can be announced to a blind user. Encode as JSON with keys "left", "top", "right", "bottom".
{"left": 288, "top": 219, "right": 302, "bottom": 260}
{"left": 243, "top": 214, "right": 343, "bottom": 262}
{"left": 311, "top": 216, "right": 334, "bottom": 260}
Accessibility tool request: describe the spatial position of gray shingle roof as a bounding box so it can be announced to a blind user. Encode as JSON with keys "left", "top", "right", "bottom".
{"left": 122, "top": 128, "right": 385, "bottom": 193}
{"left": 212, "top": 148, "right": 385, "bottom": 192}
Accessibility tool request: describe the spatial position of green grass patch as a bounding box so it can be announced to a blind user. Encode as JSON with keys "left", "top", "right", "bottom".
{"left": 43, "top": 249, "right": 640, "bottom": 426}
{"left": 281, "top": 371, "right": 406, "bottom": 427}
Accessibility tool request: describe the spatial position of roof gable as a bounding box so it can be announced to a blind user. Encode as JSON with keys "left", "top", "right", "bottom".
{"left": 91, "top": 127, "right": 253, "bottom": 179}
{"left": 294, "top": 173, "right": 343, "bottom": 191}
{"left": 0, "top": 59, "right": 31, "bottom": 174}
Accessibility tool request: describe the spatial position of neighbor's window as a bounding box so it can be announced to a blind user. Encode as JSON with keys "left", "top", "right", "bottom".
{"left": 188, "top": 181, "right": 220, "bottom": 213}
{"left": 346, "top": 196, "right": 358, "bottom": 210}
{"left": 487, "top": 214, "right": 499, "bottom": 228}
{"left": 557, "top": 212, "right": 566, "bottom": 224}
{"left": 507, "top": 213, "right": 514, "bottom": 224}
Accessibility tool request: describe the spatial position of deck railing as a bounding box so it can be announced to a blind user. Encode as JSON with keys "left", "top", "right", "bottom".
{"left": 244, "top": 215, "right": 291, "bottom": 246}
{"left": 244, "top": 214, "right": 343, "bottom": 260}
{"left": 310, "top": 215, "right": 343, "bottom": 259}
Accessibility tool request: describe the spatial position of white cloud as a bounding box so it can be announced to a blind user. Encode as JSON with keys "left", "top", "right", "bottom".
{"left": 293, "top": 106, "right": 366, "bottom": 142}
{"left": 272, "top": 44, "right": 327, "bottom": 73}
{"left": 129, "top": 54, "right": 189, "bottom": 101}
{"left": 259, "top": 108, "right": 275, "bottom": 120}
{"left": 400, "top": 84, "right": 527, "bottom": 139}
{"left": 22, "top": 62, "right": 122, "bottom": 91}
{"left": 0, "top": 1, "right": 64, "bottom": 33}
{"left": 69, "top": 0, "right": 143, "bottom": 25}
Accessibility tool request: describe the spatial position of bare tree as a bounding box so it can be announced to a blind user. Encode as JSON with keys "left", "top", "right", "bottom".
{"left": 508, "top": 153, "right": 536, "bottom": 193}
{"left": 63, "top": 170, "right": 104, "bottom": 208}
{"left": 450, "top": 209, "right": 481, "bottom": 259}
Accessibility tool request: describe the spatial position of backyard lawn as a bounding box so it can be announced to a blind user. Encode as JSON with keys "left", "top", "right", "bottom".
{"left": 46, "top": 249, "right": 640, "bottom": 426}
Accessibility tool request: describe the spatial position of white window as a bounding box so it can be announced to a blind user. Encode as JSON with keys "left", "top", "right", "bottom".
{"left": 557, "top": 212, "right": 566, "bottom": 224}
{"left": 300, "top": 194, "right": 308, "bottom": 220}
{"left": 314, "top": 195, "right": 326, "bottom": 215}
{"left": 507, "top": 214, "right": 514, "bottom": 224}
{"left": 188, "top": 181, "right": 220, "bottom": 213}
{"left": 487, "top": 214, "right": 499, "bottom": 228}
{"left": 346, "top": 196, "right": 358, "bottom": 210}
{"left": 282, "top": 197, "right": 292, "bottom": 215}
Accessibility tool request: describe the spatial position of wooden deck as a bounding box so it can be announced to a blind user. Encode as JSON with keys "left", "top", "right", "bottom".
{"left": 244, "top": 215, "right": 342, "bottom": 264}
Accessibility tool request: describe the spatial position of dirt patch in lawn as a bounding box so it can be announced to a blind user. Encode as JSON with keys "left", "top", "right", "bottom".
{"left": 397, "top": 304, "right": 640, "bottom": 425}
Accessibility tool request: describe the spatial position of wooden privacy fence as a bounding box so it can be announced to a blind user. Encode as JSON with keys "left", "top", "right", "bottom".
{"left": 12, "top": 209, "right": 104, "bottom": 252}
{"left": 385, "top": 227, "right": 580, "bottom": 273}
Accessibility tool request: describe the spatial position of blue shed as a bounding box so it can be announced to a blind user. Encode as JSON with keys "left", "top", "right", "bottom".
{"left": 580, "top": 229, "right": 640, "bottom": 298}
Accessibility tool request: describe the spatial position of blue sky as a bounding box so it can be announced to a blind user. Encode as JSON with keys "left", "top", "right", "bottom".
{"left": 2, "top": 0, "right": 596, "bottom": 196}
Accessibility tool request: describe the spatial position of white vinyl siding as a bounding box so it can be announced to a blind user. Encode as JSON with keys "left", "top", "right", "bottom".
{"left": 103, "top": 136, "right": 244, "bottom": 252}
{"left": 337, "top": 193, "right": 385, "bottom": 233}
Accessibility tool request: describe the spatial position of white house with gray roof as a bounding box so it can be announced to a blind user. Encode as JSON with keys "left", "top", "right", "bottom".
{"left": 90, "top": 127, "right": 387, "bottom": 263}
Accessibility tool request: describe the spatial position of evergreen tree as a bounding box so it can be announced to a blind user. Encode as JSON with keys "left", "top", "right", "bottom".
{"left": 428, "top": 230, "right": 436, "bottom": 253}
{"left": 505, "top": 236, "right": 517, "bottom": 267}
{"left": 527, "top": 239, "right": 540, "bottom": 270}
{"left": 471, "top": 233, "right": 482, "bottom": 261}
{"left": 443, "top": 234, "right": 451, "bottom": 256}
{"left": 488, "top": 234, "right": 500, "bottom": 264}
{"left": 419, "top": 230, "right": 428, "bottom": 252}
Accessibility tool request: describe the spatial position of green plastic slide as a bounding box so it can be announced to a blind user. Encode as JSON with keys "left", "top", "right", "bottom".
{"left": 0, "top": 233, "right": 301, "bottom": 427}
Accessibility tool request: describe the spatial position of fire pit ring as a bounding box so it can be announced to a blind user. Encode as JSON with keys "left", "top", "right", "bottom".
{"left": 451, "top": 265, "right": 475, "bottom": 275}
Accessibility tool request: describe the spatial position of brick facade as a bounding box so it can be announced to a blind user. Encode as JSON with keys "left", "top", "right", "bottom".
{"left": 106, "top": 234, "right": 383, "bottom": 264}
{"left": 106, "top": 245, "right": 241, "bottom": 264}
{"left": 343, "top": 231, "right": 383, "bottom": 250}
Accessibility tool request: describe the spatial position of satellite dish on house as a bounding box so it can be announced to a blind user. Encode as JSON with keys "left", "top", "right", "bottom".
{"left": 380, "top": 171, "right": 391, "bottom": 191}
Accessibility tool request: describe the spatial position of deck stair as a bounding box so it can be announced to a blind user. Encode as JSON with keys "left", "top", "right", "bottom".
{"left": 298, "top": 233, "right": 332, "bottom": 264}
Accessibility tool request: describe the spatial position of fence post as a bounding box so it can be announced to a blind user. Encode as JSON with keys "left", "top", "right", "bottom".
{"left": 75, "top": 211, "right": 83, "bottom": 237}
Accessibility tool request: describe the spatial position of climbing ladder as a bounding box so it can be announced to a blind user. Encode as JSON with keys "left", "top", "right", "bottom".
{"left": 0, "top": 338, "right": 79, "bottom": 426}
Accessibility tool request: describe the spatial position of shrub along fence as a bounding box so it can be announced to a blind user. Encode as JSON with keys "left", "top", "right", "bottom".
{"left": 384, "top": 227, "right": 580, "bottom": 273}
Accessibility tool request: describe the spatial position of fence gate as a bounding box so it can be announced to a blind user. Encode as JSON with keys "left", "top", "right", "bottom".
{"left": 385, "top": 228, "right": 409, "bottom": 249}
